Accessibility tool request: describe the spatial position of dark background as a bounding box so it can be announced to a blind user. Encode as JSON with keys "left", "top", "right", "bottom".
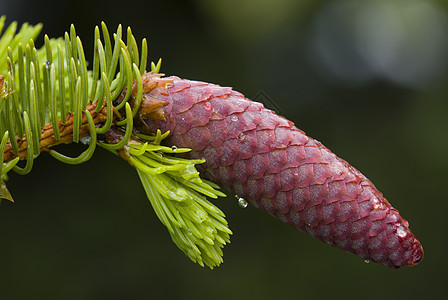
{"left": 1, "top": 0, "right": 447, "bottom": 299}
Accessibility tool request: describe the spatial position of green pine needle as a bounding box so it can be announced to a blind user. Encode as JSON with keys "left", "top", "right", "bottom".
{"left": 128, "top": 130, "right": 231, "bottom": 269}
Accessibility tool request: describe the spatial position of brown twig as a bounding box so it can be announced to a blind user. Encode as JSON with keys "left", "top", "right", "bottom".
{"left": 2, "top": 102, "right": 108, "bottom": 163}
{"left": 2, "top": 72, "right": 171, "bottom": 164}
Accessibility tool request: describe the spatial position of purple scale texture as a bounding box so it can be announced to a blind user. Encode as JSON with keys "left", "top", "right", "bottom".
{"left": 141, "top": 73, "right": 423, "bottom": 268}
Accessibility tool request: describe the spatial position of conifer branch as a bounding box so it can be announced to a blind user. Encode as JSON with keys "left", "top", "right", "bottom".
{"left": 0, "top": 16, "right": 230, "bottom": 268}
{"left": 2, "top": 101, "right": 108, "bottom": 162}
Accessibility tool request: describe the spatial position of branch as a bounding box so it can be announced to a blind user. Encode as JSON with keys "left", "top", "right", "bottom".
{"left": 2, "top": 102, "right": 108, "bottom": 163}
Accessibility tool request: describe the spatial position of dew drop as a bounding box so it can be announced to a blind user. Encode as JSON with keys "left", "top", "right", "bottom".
{"left": 371, "top": 198, "right": 382, "bottom": 210}
{"left": 364, "top": 260, "right": 370, "bottom": 264}
{"left": 236, "top": 196, "right": 248, "bottom": 208}
{"left": 397, "top": 227, "right": 407, "bottom": 238}
{"left": 204, "top": 102, "right": 212, "bottom": 111}
{"left": 171, "top": 145, "right": 177, "bottom": 151}
{"left": 46, "top": 60, "right": 51, "bottom": 70}
{"left": 80, "top": 136, "right": 91, "bottom": 145}
{"left": 231, "top": 115, "right": 238, "bottom": 122}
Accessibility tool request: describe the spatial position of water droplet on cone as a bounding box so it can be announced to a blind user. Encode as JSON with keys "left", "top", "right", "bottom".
{"left": 204, "top": 102, "right": 212, "bottom": 111}
{"left": 237, "top": 197, "right": 248, "bottom": 208}
{"left": 171, "top": 145, "right": 177, "bottom": 151}
{"left": 396, "top": 227, "right": 407, "bottom": 238}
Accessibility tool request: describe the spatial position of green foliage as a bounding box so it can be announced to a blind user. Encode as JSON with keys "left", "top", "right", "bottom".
{"left": 0, "top": 15, "right": 145, "bottom": 166}
{"left": 0, "top": 16, "right": 43, "bottom": 75}
{"left": 129, "top": 130, "right": 231, "bottom": 268}
{"left": 0, "top": 16, "right": 230, "bottom": 268}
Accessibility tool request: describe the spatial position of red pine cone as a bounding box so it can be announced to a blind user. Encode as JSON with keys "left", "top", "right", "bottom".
{"left": 138, "top": 73, "right": 423, "bottom": 268}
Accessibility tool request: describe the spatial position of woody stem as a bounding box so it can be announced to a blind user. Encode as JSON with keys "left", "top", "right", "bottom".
{"left": 2, "top": 102, "right": 109, "bottom": 163}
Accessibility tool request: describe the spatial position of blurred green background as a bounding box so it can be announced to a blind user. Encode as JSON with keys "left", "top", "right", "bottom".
{"left": 1, "top": 0, "right": 447, "bottom": 298}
